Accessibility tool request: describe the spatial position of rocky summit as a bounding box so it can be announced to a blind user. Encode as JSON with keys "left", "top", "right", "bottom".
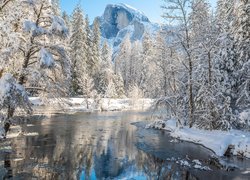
{"left": 97, "top": 3, "right": 160, "bottom": 48}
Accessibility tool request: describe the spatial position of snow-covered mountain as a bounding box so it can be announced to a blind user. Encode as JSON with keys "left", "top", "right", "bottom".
{"left": 96, "top": 3, "right": 160, "bottom": 48}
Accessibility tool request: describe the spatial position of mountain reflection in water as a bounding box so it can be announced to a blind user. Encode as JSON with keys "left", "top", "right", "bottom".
{"left": 0, "top": 111, "right": 249, "bottom": 180}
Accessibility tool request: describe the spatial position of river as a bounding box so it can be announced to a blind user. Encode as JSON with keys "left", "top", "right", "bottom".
{"left": 0, "top": 111, "right": 249, "bottom": 179}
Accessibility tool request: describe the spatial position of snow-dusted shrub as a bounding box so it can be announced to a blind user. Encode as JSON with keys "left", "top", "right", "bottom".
{"left": 127, "top": 84, "right": 144, "bottom": 99}
{"left": 153, "top": 96, "right": 186, "bottom": 126}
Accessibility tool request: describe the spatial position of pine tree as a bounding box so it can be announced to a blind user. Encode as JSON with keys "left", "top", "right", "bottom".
{"left": 189, "top": 0, "right": 222, "bottom": 129}
{"left": 89, "top": 18, "right": 101, "bottom": 77}
{"left": 62, "top": 11, "right": 71, "bottom": 32}
{"left": 113, "top": 72, "right": 125, "bottom": 98}
{"left": 97, "top": 41, "right": 113, "bottom": 96}
{"left": 154, "top": 29, "right": 174, "bottom": 97}
{"left": 101, "top": 41, "right": 113, "bottom": 69}
{"left": 85, "top": 15, "right": 93, "bottom": 73}
{"left": 141, "top": 31, "right": 155, "bottom": 97}
{"left": 81, "top": 73, "right": 95, "bottom": 109}
{"left": 70, "top": 5, "right": 88, "bottom": 95}
{"left": 232, "top": 0, "right": 250, "bottom": 110}
{"left": 129, "top": 41, "right": 143, "bottom": 88}
{"left": 51, "top": 0, "right": 61, "bottom": 16}
{"left": 114, "top": 34, "right": 132, "bottom": 91}
{"left": 214, "top": 0, "right": 250, "bottom": 129}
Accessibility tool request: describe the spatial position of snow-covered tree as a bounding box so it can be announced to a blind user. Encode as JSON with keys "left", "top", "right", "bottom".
{"left": 62, "top": 11, "right": 71, "bottom": 32}
{"left": 89, "top": 18, "right": 101, "bottom": 77}
{"left": 113, "top": 72, "right": 125, "bottom": 98}
{"left": 189, "top": 0, "right": 223, "bottom": 129}
{"left": 161, "top": 0, "right": 197, "bottom": 127}
{"left": 0, "top": 73, "right": 32, "bottom": 135}
{"left": 0, "top": 0, "right": 12, "bottom": 12}
{"left": 214, "top": 0, "right": 250, "bottom": 129}
{"left": 231, "top": 0, "right": 250, "bottom": 109}
{"left": 140, "top": 31, "right": 155, "bottom": 97}
{"left": 19, "top": 0, "right": 70, "bottom": 94}
{"left": 0, "top": 0, "right": 24, "bottom": 74}
{"left": 114, "top": 34, "right": 132, "bottom": 91}
{"left": 0, "top": 0, "right": 71, "bottom": 129}
{"left": 84, "top": 15, "right": 92, "bottom": 71}
{"left": 70, "top": 5, "right": 88, "bottom": 95}
{"left": 51, "top": 0, "right": 61, "bottom": 16}
{"left": 97, "top": 42, "right": 114, "bottom": 96}
{"left": 153, "top": 29, "right": 172, "bottom": 97}
{"left": 80, "top": 74, "right": 96, "bottom": 109}
{"left": 129, "top": 41, "right": 143, "bottom": 87}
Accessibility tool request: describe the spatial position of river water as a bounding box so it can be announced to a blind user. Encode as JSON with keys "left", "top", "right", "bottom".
{"left": 0, "top": 111, "right": 249, "bottom": 179}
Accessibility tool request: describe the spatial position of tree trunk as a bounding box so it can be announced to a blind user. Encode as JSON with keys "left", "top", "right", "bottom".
{"left": 4, "top": 105, "right": 14, "bottom": 135}
{"left": 188, "top": 56, "right": 194, "bottom": 128}
{"left": 208, "top": 51, "right": 212, "bottom": 86}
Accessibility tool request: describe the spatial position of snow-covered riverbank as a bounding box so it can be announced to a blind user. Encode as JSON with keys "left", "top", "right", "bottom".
{"left": 29, "top": 97, "right": 155, "bottom": 113}
{"left": 146, "top": 120, "right": 250, "bottom": 159}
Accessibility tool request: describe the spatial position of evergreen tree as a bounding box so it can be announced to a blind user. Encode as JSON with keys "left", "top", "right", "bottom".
{"left": 51, "top": 0, "right": 61, "bottom": 16}
{"left": 62, "top": 11, "right": 71, "bottom": 32}
{"left": 70, "top": 5, "right": 87, "bottom": 95}
{"left": 114, "top": 34, "right": 132, "bottom": 91}
{"left": 81, "top": 73, "right": 95, "bottom": 109}
{"left": 141, "top": 31, "right": 155, "bottom": 97}
{"left": 97, "top": 41, "right": 114, "bottom": 96}
{"left": 231, "top": 0, "right": 250, "bottom": 110}
{"left": 89, "top": 18, "right": 101, "bottom": 77}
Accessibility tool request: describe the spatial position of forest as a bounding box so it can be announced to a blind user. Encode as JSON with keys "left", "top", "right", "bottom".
{"left": 0, "top": 0, "right": 249, "bottom": 179}
{"left": 1, "top": 0, "right": 249, "bottom": 134}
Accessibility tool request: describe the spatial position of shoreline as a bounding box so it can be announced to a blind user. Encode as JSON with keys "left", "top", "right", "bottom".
{"left": 29, "top": 97, "right": 155, "bottom": 113}
{"left": 146, "top": 119, "right": 250, "bottom": 159}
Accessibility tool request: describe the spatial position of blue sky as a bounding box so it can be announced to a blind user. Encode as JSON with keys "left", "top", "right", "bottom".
{"left": 61, "top": 0, "right": 217, "bottom": 23}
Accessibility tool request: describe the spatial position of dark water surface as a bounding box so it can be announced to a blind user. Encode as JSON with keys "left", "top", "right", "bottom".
{"left": 0, "top": 111, "right": 249, "bottom": 180}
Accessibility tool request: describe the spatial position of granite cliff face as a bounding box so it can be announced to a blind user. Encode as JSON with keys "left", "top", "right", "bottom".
{"left": 97, "top": 3, "right": 159, "bottom": 48}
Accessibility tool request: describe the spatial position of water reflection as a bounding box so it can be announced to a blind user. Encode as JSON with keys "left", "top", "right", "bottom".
{"left": 0, "top": 111, "right": 249, "bottom": 180}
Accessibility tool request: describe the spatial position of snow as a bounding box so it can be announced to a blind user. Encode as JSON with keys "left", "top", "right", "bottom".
{"left": 39, "top": 48, "right": 55, "bottom": 69}
{"left": 0, "top": 127, "right": 5, "bottom": 139}
{"left": 111, "top": 3, "right": 149, "bottom": 22}
{"left": 192, "top": 159, "right": 202, "bottom": 165}
{"left": 147, "top": 119, "right": 250, "bottom": 158}
{"left": 23, "top": 132, "right": 39, "bottom": 136}
{"left": 240, "top": 110, "right": 250, "bottom": 126}
{"left": 167, "top": 157, "right": 211, "bottom": 171}
{"left": 0, "top": 73, "right": 30, "bottom": 109}
{"left": 29, "top": 97, "right": 43, "bottom": 106}
{"left": 177, "top": 159, "right": 191, "bottom": 167}
{"left": 50, "top": 15, "right": 69, "bottom": 38}
{"left": 0, "top": 74, "right": 12, "bottom": 105}
{"left": 23, "top": 20, "right": 47, "bottom": 36}
{"left": 119, "top": 3, "right": 146, "bottom": 18}
{"left": 29, "top": 97, "right": 154, "bottom": 113}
